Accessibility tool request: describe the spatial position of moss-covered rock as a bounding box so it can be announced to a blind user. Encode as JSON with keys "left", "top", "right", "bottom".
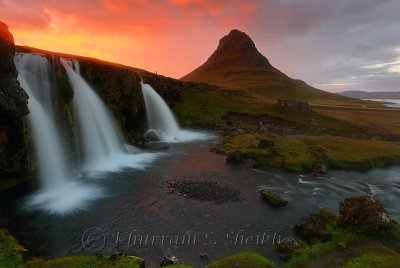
{"left": 0, "top": 228, "right": 27, "bottom": 267}
{"left": 274, "top": 237, "right": 304, "bottom": 261}
{"left": 205, "top": 252, "right": 276, "bottom": 268}
{"left": 294, "top": 208, "right": 338, "bottom": 244}
{"left": 260, "top": 189, "right": 288, "bottom": 207}
{"left": 338, "top": 195, "right": 392, "bottom": 235}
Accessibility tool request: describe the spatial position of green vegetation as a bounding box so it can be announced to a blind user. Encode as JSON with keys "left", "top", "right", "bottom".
{"left": 2, "top": 222, "right": 400, "bottom": 268}
{"left": 343, "top": 247, "right": 400, "bottom": 268}
{"left": 173, "top": 89, "right": 266, "bottom": 127}
{"left": 0, "top": 228, "right": 26, "bottom": 268}
{"left": 205, "top": 252, "right": 277, "bottom": 268}
{"left": 29, "top": 255, "right": 144, "bottom": 268}
{"left": 217, "top": 134, "right": 400, "bottom": 172}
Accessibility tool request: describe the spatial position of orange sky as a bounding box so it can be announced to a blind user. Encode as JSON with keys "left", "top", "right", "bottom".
{"left": 2, "top": 0, "right": 257, "bottom": 78}
{"left": 2, "top": 0, "right": 400, "bottom": 91}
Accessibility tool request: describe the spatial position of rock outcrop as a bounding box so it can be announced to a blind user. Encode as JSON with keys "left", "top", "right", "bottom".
{"left": 0, "top": 21, "right": 30, "bottom": 190}
{"left": 337, "top": 195, "right": 392, "bottom": 234}
{"left": 260, "top": 189, "right": 288, "bottom": 207}
{"left": 294, "top": 208, "right": 337, "bottom": 243}
{"left": 274, "top": 237, "right": 304, "bottom": 260}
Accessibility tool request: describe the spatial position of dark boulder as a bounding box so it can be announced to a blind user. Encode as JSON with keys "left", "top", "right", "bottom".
{"left": 143, "top": 129, "right": 163, "bottom": 142}
{"left": 274, "top": 237, "right": 304, "bottom": 261}
{"left": 337, "top": 195, "right": 392, "bottom": 235}
{"left": 294, "top": 208, "right": 337, "bottom": 243}
{"left": 160, "top": 255, "right": 179, "bottom": 266}
{"left": 260, "top": 189, "right": 288, "bottom": 207}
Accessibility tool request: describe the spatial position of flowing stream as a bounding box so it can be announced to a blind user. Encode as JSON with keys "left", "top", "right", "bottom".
{"left": 2, "top": 139, "right": 400, "bottom": 267}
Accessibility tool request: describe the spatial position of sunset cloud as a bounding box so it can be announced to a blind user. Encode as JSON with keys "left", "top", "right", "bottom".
{"left": 1, "top": 0, "right": 399, "bottom": 92}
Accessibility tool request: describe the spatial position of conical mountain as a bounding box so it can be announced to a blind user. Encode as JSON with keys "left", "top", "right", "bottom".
{"left": 181, "top": 29, "right": 349, "bottom": 102}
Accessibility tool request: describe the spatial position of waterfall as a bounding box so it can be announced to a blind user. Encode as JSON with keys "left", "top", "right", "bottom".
{"left": 141, "top": 81, "right": 210, "bottom": 142}
{"left": 62, "top": 59, "right": 124, "bottom": 171}
{"left": 14, "top": 54, "right": 68, "bottom": 188}
{"left": 62, "top": 60, "right": 159, "bottom": 172}
{"left": 15, "top": 54, "right": 105, "bottom": 214}
{"left": 141, "top": 82, "right": 180, "bottom": 141}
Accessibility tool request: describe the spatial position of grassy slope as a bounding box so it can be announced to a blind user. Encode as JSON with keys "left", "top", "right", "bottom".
{"left": 217, "top": 134, "right": 400, "bottom": 171}
{"left": 174, "top": 88, "right": 400, "bottom": 172}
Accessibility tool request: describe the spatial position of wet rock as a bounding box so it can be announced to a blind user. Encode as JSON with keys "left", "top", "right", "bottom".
{"left": 160, "top": 255, "right": 179, "bottom": 266}
{"left": 168, "top": 178, "right": 242, "bottom": 203}
{"left": 260, "top": 190, "right": 288, "bottom": 207}
{"left": 313, "top": 162, "right": 328, "bottom": 175}
{"left": 143, "top": 129, "right": 163, "bottom": 141}
{"left": 274, "top": 237, "right": 303, "bottom": 261}
{"left": 294, "top": 208, "right": 337, "bottom": 243}
{"left": 337, "top": 195, "right": 392, "bottom": 235}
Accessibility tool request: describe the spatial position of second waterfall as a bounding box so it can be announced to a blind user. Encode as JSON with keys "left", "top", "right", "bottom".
{"left": 141, "top": 81, "right": 210, "bottom": 142}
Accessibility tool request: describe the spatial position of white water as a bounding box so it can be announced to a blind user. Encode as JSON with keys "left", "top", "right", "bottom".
{"left": 15, "top": 54, "right": 68, "bottom": 188}
{"left": 141, "top": 81, "right": 210, "bottom": 142}
{"left": 15, "top": 54, "right": 104, "bottom": 214}
{"left": 62, "top": 60, "right": 124, "bottom": 170}
{"left": 62, "top": 60, "right": 160, "bottom": 173}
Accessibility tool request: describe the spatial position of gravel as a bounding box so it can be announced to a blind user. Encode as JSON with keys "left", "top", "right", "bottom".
{"left": 167, "top": 178, "right": 242, "bottom": 204}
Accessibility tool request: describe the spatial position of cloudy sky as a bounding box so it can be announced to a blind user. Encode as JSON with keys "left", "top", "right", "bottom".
{"left": 1, "top": 0, "right": 399, "bottom": 92}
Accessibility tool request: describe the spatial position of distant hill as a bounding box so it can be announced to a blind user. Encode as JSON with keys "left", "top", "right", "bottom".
{"left": 181, "top": 29, "right": 352, "bottom": 103}
{"left": 338, "top": 91, "right": 400, "bottom": 99}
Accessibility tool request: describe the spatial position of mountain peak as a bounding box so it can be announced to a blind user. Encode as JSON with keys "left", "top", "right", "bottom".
{"left": 205, "top": 29, "right": 260, "bottom": 64}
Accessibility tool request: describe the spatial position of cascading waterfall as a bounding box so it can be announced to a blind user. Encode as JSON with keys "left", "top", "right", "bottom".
{"left": 62, "top": 59, "right": 124, "bottom": 170}
{"left": 141, "top": 81, "right": 210, "bottom": 142}
{"left": 14, "top": 53, "right": 68, "bottom": 188}
{"left": 141, "top": 81, "right": 180, "bottom": 140}
{"left": 15, "top": 53, "right": 104, "bottom": 214}
{"left": 62, "top": 60, "right": 159, "bottom": 172}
